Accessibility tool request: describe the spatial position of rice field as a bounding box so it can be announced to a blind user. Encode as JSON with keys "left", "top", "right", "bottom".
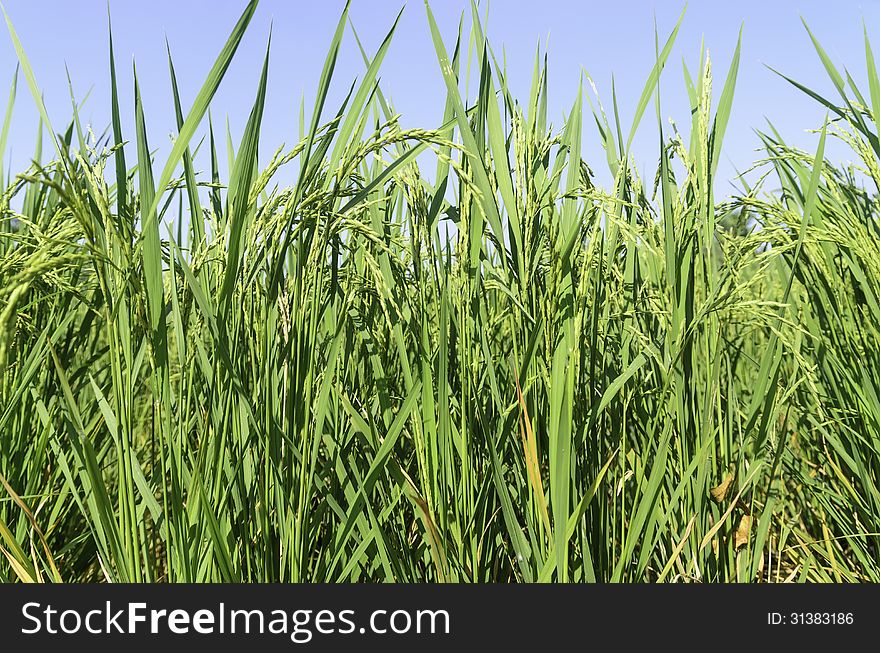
{"left": 1, "top": 0, "right": 880, "bottom": 583}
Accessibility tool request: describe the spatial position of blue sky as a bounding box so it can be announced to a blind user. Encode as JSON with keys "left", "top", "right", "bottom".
{"left": 1, "top": 0, "right": 879, "bottom": 191}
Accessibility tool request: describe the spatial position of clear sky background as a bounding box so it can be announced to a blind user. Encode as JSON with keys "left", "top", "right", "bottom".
{"left": 1, "top": 0, "right": 879, "bottom": 192}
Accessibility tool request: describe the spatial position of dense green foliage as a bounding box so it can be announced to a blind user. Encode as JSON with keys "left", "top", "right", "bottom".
{"left": 2, "top": 1, "right": 880, "bottom": 582}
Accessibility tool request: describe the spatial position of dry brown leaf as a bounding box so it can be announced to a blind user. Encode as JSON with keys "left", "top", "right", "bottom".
{"left": 710, "top": 463, "right": 736, "bottom": 503}
{"left": 735, "top": 514, "right": 752, "bottom": 550}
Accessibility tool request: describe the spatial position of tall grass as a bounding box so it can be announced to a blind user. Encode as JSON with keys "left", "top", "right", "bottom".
{"left": 1, "top": 0, "right": 880, "bottom": 582}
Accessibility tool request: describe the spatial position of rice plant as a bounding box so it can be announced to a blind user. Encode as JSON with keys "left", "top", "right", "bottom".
{"left": 1, "top": 0, "right": 879, "bottom": 582}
